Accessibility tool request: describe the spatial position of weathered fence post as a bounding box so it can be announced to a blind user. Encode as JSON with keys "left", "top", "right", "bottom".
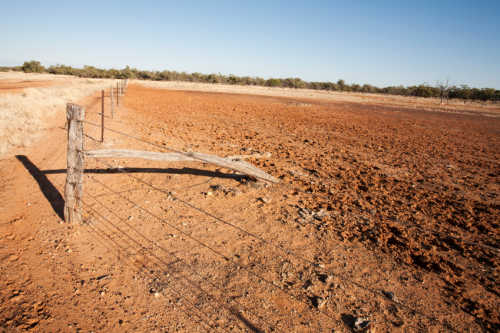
{"left": 110, "top": 87, "right": 114, "bottom": 118}
{"left": 101, "top": 90, "right": 105, "bottom": 143}
{"left": 64, "top": 103, "right": 85, "bottom": 223}
{"left": 116, "top": 82, "right": 120, "bottom": 106}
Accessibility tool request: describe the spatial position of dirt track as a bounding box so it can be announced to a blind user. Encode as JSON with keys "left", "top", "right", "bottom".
{"left": 1, "top": 84, "right": 499, "bottom": 331}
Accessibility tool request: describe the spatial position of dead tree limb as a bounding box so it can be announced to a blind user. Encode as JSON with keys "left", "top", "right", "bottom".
{"left": 85, "top": 149, "right": 279, "bottom": 183}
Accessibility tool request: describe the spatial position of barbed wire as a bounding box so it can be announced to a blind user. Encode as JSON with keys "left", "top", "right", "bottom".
{"left": 82, "top": 217, "right": 218, "bottom": 332}
{"left": 84, "top": 169, "right": 447, "bottom": 331}
{"left": 80, "top": 118, "right": 499, "bottom": 255}
{"left": 83, "top": 172, "right": 343, "bottom": 330}
{"left": 52, "top": 84, "right": 495, "bottom": 330}
{"left": 82, "top": 198, "right": 283, "bottom": 331}
{"left": 56, "top": 178, "right": 274, "bottom": 332}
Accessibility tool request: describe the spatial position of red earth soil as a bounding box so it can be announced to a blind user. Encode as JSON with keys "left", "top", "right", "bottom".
{"left": 0, "top": 84, "right": 498, "bottom": 332}
{"left": 0, "top": 79, "right": 59, "bottom": 94}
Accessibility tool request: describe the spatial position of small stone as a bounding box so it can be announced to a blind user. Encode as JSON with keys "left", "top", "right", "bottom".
{"left": 154, "top": 292, "right": 160, "bottom": 298}
{"left": 257, "top": 197, "right": 271, "bottom": 204}
{"left": 249, "top": 181, "right": 265, "bottom": 189}
{"left": 354, "top": 318, "right": 370, "bottom": 331}
{"left": 27, "top": 318, "right": 39, "bottom": 327}
{"left": 309, "top": 295, "right": 326, "bottom": 309}
{"left": 209, "top": 185, "right": 221, "bottom": 191}
{"left": 382, "top": 290, "right": 395, "bottom": 301}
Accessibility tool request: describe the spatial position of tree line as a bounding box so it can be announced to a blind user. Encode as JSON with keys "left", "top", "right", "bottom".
{"left": 2, "top": 60, "right": 499, "bottom": 102}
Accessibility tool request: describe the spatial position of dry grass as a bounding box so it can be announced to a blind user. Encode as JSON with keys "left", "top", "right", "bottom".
{"left": 0, "top": 73, "right": 113, "bottom": 157}
{"left": 0, "top": 71, "right": 74, "bottom": 81}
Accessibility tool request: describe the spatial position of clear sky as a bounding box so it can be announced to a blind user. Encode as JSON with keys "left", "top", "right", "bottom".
{"left": 1, "top": 1, "right": 499, "bottom": 88}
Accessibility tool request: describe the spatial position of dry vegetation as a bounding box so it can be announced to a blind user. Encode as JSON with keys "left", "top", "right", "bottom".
{"left": 0, "top": 72, "right": 113, "bottom": 156}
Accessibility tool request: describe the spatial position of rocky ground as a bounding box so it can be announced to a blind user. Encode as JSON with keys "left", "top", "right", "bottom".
{"left": 0, "top": 83, "right": 498, "bottom": 332}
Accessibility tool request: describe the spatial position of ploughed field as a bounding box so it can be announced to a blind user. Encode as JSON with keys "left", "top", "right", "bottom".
{"left": 120, "top": 85, "right": 499, "bottom": 330}
{"left": 0, "top": 83, "right": 498, "bottom": 332}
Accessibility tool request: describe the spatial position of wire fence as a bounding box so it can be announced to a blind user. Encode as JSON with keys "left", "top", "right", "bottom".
{"left": 81, "top": 113, "right": 498, "bottom": 256}
{"left": 46, "top": 82, "right": 499, "bottom": 331}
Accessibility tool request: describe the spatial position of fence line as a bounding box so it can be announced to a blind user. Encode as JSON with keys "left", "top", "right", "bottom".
{"left": 82, "top": 204, "right": 266, "bottom": 332}
{"left": 84, "top": 172, "right": 340, "bottom": 330}
{"left": 54, "top": 80, "right": 489, "bottom": 331}
{"left": 55, "top": 177, "right": 271, "bottom": 332}
{"left": 82, "top": 163, "right": 449, "bottom": 331}
{"left": 80, "top": 118, "right": 498, "bottom": 255}
{"left": 83, "top": 217, "right": 218, "bottom": 332}
{"left": 59, "top": 178, "right": 311, "bottom": 331}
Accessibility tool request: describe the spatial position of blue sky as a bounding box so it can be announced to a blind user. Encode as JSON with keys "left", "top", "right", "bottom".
{"left": 1, "top": 1, "right": 499, "bottom": 88}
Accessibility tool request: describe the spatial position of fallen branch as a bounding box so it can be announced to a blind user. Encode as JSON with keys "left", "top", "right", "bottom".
{"left": 85, "top": 149, "right": 279, "bottom": 183}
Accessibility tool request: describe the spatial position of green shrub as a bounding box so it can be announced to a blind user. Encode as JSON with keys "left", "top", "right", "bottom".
{"left": 265, "top": 78, "right": 282, "bottom": 87}
{"left": 22, "top": 60, "right": 45, "bottom": 73}
{"left": 10, "top": 60, "right": 499, "bottom": 102}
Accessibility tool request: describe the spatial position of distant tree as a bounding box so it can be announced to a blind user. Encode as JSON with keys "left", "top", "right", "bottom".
{"left": 437, "top": 79, "right": 450, "bottom": 104}
{"left": 265, "top": 78, "right": 282, "bottom": 87}
{"left": 351, "top": 84, "right": 361, "bottom": 92}
{"left": 227, "top": 74, "right": 239, "bottom": 85}
{"left": 460, "top": 85, "right": 472, "bottom": 102}
{"left": 337, "top": 79, "right": 346, "bottom": 91}
{"left": 361, "top": 84, "right": 376, "bottom": 93}
{"left": 205, "top": 73, "right": 221, "bottom": 83}
{"left": 254, "top": 77, "right": 266, "bottom": 86}
{"left": 22, "top": 60, "right": 45, "bottom": 73}
{"left": 120, "top": 66, "right": 135, "bottom": 79}
{"left": 494, "top": 89, "right": 500, "bottom": 103}
{"left": 479, "top": 88, "right": 496, "bottom": 102}
{"left": 413, "top": 84, "right": 435, "bottom": 98}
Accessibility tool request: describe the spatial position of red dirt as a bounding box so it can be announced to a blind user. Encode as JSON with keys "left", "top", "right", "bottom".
{"left": 0, "top": 84, "right": 498, "bottom": 332}
{"left": 0, "top": 79, "right": 58, "bottom": 94}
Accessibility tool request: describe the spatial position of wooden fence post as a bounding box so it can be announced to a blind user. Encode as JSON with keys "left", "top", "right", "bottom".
{"left": 64, "top": 103, "right": 85, "bottom": 223}
{"left": 101, "top": 90, "right": 105, "bottom": 143}
{"left": 110, "top": 87, "right": 114, "bottom": 118}
{"left": 116, "top": 82, "right": 120, "bottom": 106}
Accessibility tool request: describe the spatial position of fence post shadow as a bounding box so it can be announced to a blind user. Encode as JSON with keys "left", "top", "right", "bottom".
{"left": 15, "top": 155, "right": 65, "bottom": 220}
{"left": 41, "top": 166, "right": 250, "bottom": 181}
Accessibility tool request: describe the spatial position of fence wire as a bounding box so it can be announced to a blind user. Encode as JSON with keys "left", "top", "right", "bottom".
{"left": 81, "top": 117, "right": 498, "bottom": 255}
{"left": 51, "top": 82, "right": 498, "bottom": 331}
